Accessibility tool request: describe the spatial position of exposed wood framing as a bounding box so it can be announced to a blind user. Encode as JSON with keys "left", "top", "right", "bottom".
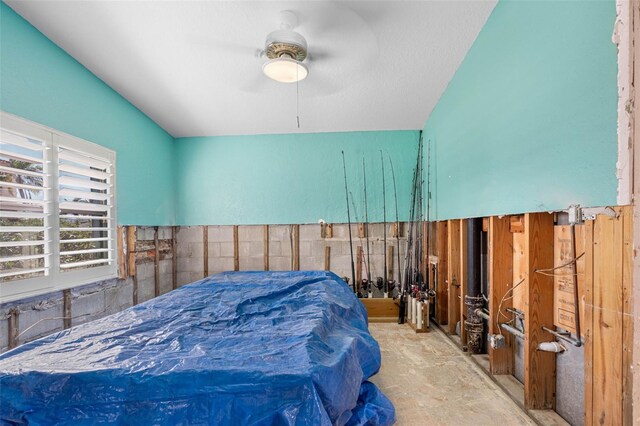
{"left": 436, "top": 221, "right": 449, "bottom": 325}
{"left": 117, "top": 226, "right": 127, "bottom": 279}
{"left": 357, "top": 245, "right": 363, "bottom": 286}
{"left": 447, "top": 220, "right": 461, "bottom": 335}
{"left": 622, "top": 207, "right": 633, "bottom": 426}
{"left": 510, "top": 215, "right": 524, "bottom": 233}
{"left": 584, "top": 219, "right": 595, "bottom": 426}
{"left": 63, "top": 289, "right": 72, "bottom": 329}
{"left": 264, "top": 225, "right": 269, "bottom": 271}
{"left": 172, "top": 226, "right": 177, "bottom": 289}
{"left": 127, "top": 226, "right": 138, "bottom": 305}
{"left": 233, "top": 225, "right": 239, "bottom": 271}
{"left": 203, "top": 226, "right": 209, "bottom": 278}
{"left": 387, "top": 244, "right": 394, "bottom": 282}
{"left": 8, "top": 308, "right": 19, "bottom": 350}
{"left": 523, "top": 212, "right": 555, "bottom": 410}
{"left": 459, "top": 219, "right": 468, "bottom": 346}
{"left": 293, "top": 224, "right": 300, "bottom": 271}
{"left": 321, "top": 223, "right": 333, "bottom": 238}
{"left": 393, "top": 222, "right": 403, "bottom": 238}
{"left": 423, "top": 221, "right": 429, "bottom": 283}
{"left": 488, "top": 215, "right": 515, "bottom": 375}
{"left": 324, "top": 246, "right": 331, "bottom": 271}
{"left": 358, "top": 223, "right": 366, "bottom": 239}
{"left": 154, "top": 227, "right": 160, "bottom": 296}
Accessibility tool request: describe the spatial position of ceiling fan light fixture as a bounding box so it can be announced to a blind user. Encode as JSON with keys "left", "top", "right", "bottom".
{"left": 262, "top": 57, "right": 308, "bottom": 83}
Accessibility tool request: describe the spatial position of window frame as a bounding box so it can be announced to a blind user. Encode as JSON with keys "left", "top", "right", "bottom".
{"left": 1, "top": 112, "right": 117, "bottom": 303}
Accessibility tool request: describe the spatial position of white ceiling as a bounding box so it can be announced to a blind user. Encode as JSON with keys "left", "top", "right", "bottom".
{"left": 7, "top": 1, "right": 496, "bottom": 137}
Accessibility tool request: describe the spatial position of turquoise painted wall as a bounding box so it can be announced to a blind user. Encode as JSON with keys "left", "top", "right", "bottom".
{"left": 423, "top": 0, "right": 618, "bottom": 220}
{"left": 175, "top": 131, "right": 419, "bottom": 225}
{"left": 0, "top": 2, "right": 175, "bottom": 225}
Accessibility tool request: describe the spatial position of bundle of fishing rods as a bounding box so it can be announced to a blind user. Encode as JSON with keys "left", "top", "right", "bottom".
{"left": 340, "top": 132, "right": 433, "bottom": 323}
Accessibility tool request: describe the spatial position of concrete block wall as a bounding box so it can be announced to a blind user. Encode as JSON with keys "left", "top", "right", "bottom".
{"left": 0, "top": 226, "right": 174, "bottom": 354}
{"left": 176, "top": 222, "right": 409, "bottom": 288}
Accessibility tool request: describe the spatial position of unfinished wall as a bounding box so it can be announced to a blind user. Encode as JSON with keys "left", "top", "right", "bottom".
{"left": 174, "top": 131, "right": 418, "bottom": 225}
{"left": 0, "top": 2, "right": 176, "bottom": 225}
{"left": 422, "top": 0, "right": 618, "bottom": 221}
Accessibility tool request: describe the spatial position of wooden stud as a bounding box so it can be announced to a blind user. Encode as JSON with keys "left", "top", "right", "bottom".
{"left": 488, "top": 216, "right": 515, "bottom": 375}
{"left": 392, "top": 222, "right": 403, "bottom": 239}
{"left": 324, "top": 246, "right": 331, "bottom": 271}
{"left": 117, "top": 226, "right": 127, "bottom": 279}
{"left": 8, "top": 308, "right": 19, "bottom": 350}
{"left": 583, "top": 219, "right": 594, "bottom": 426}
{"left": 358, "top": 223, "right": 366, "bottom": 239}
{"left": 523, "top": 212, "right": 555, "bottom": 410}
{"left": 622, "top": 206, "right": 633, "bottom": 426}
{"left": 203, "top": 226, "right": 209, "bottom": 278}
{"left": 154, "top": 227, "right": 161, "bottom": 296}
{"left": 293, "top": 224, "right": 300, "bottom": 271}
{"left": 387, "top": 244, "right": 394, "bottom": 282}
{"left": 357, "top": 246, "right": 363, "bottom": 286}
{"left": 126, "top": 226, "right": 137, "bottom": 277}
{"left": 592, "top": 208, "right": 624, "bottom": 423}
{"left": 233, "top": 225, "right": 239, "bottom": 271}
{"left": 321, "top": 223, "right": 333, "bottom": 239}
{"left": 459, "top": 219, "right": 468, "bottom": 346}
{"left": 264, "top": 225, "right": 269, "bottom": 271}
{"left": 172, "top": 226, "right": 177, "bottom": 290}
{"left": 63, "top": 289, "right": 72, "bottom": 329}
{"left": 482, "top": 217, "right": 489, "bottom": 233}
{"left": 447, "top": 220, "right": 461, "bottom": 335}
{"left": 436, "top": 221, "right": 449, "bottom": 325}
{"left": 127, "top": 226, "right": 138, "bottom": 305}
{"left": 509, "top": 215, "right": 524, "bottom": 233}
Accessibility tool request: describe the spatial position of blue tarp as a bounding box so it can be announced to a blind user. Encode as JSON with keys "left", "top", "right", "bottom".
{"left": 0, "top": 271, "right": 395, "bottom": 425}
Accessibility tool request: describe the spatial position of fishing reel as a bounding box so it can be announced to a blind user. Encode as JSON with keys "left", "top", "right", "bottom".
{"left": 375, "top": 277, "right": 384, "bottom": 291}
{"left": 360, "top": 278, "right": 369, "bottom": 295}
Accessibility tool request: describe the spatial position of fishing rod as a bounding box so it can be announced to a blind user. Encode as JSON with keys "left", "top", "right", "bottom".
{"left": 388, "top": 154, "right": 402, "bottom": 288}
{"left": 425, "top": 137, "right": 432, "bottom": 291}
{"left": 341, "top": 151, "right": 357, "bottom": 294}
{"left": 350, "top": 190, "right": 367, "bottom": 298}
{"left": 380, "top": 150, "right": 388, "bottom": 298}
{"left": 362, "top": 156, "right": 373, "bottom": 298}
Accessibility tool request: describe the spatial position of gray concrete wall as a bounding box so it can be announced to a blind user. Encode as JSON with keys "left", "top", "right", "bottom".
{"left": 0, "top": 226, "right": 174, "bottom": 354}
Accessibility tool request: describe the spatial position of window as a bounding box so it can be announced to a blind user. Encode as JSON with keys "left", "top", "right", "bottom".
{"left": 0, "top": 112, "right": 117, "bottom": 302}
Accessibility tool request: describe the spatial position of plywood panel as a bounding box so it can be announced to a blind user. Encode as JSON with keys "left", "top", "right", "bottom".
{"left": 489, "top": 216, "right": 515, "bottom": 375}
{"left": 552, "top": 225, "right": 585, "bottom": 335}
{"left": 582, "top": 220, "right": 594, "bottom": 426}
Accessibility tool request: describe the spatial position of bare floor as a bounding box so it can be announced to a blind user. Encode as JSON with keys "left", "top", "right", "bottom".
{"left": 369, "top": 323, "right": 535, "bottom": 426}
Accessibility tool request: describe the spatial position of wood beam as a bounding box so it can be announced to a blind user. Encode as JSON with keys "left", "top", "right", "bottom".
{"left": 293, "top": 224, "right": 300, "bottom": 271}
{"left": 8, "top": 308, "right": 19, "bottom": 350}
{"left": 459, "top": 219, "right": 468, "bottom": 346}
{"left": 127, "top": 226, "right": 138, "bottom": 305}
{"left": 203, "top": 226, "right": 208, "bottom": 278}
{"left": 233, "top": 225, "right": 239, "bottom": 271}
{"left": 436, "top": 221, "right": 449, "bottom": 325}
{"left": 447, "top": 219, "right": 461, "bottom": 335}
{"left": 264, "top": 225, "right": 269, "bottom": 271}
{"left": 325, "top": 246, "right": 331, "bottom": 271}
{"left": 523, "top": 212, "right": 555, "bottom": 410}
{"left": 489, "top": 216, "right": 515, "bottom": 375}
{"left": 63, "top": 289, "right": 72, "bottom": 329}
{"left": 172, "top": 226, "right": 177, "bottom": 289}
{"left": 154, "top": 227, "right": 160, "bottom": 296}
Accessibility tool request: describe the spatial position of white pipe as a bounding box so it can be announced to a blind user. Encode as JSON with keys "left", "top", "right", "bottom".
{"left": 417, "top": 302, "right": 423, "bottom": 330}
{"left": 384, "top": 292, "right": 388, "bottom": 298}
{"left": 537, "top": 341, "right": 566, "bottom": 353}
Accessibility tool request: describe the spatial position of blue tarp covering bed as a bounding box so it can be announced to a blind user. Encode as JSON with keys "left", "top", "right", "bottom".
{"left": 0, "top": 271, "right": 395, "bottom": 425}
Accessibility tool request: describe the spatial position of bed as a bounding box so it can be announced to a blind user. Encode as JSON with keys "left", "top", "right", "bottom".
{"left": 0, "top": 271, "right": 395, "bottom": 425}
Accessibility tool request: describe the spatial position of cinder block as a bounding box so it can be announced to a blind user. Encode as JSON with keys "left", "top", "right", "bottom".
{"left": 209, "top": 226, "right": 234, "bottom": 242}
{"left": 208, "top": 242, "right": 221, "bottom": 258}
{"left": 299, "top": 224, "right": 319, "bottom": 241}
{"left": 18, "top": 301, "right": 64, "bottom": 343}
{"left": 239, "top": 225, "right": 263, "bottom": 241}
{"left": 240, "top": 256, "right": 263, "bottom": 271}
{"left": 0, "top": 318, "right": 9, "bottom": 353}
{"left": 177, "top": 226, "right": 203, "bottom": 244}
{"left": 219, "top": 242, "right": 234, "bottom": 257}
{"left": 269, "top": 225, "right": 290, "bottom": 242}
{"left": 136, "top": 262, "right": 155, "bottom": 280}
{"left": 159, "top": 259, "right": 172, "bottom": 275}
{"left": 105, "top": 279, "right": 133, "bottom": 313}
{"left": 269, "top": 256, "right": 291, "bottom": 271}
{"left": 177, "top": 272, "right": 192, "bottom": 287}
{"left": 269, "top": 241, "right": 282, "bottom": 256}
{"left": 160, "top": 273, "right": 173, "bottom": 295}
{"left": 210, "top": 257, "right": 234, "bottom": 273}
{"left": 178, "top": 256, "right": 203, "bottom": 274}
{"left": 239, "top": 241, "right": 252, "bottom": 257}
{"left": 72, "top": 289, "right": 106, "bottom": 326}
{"left": 159, "top": 227, "right": 173, "bottom": 240}
{"left": 300, "top": 256, "right": 323, "bottom": 271}
{"left": 137, "top": 278, "right": 155, "bottom": 303}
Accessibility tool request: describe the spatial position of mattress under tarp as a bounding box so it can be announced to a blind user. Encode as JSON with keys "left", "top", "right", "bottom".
{"left": 0, "top": 271, "right": 395, "bottom": 425}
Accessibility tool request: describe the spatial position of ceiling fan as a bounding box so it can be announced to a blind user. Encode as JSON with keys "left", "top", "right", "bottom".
{"left": 261, "top": 10, "right": 309, "bottom": 84}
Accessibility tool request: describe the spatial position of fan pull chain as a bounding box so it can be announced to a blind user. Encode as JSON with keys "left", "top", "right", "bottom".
{"left": 296, "top": 65, "right": 300, "bottom": 129}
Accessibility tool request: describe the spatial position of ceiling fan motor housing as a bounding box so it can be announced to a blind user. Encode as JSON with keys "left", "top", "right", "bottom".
{"left": 265, "top": 29, "right": 307, "bottom": 61}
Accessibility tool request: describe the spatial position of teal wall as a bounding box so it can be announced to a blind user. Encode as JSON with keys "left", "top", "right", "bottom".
{"left": 0, "top": 2, "right": 175, "bottom": 225}
{"left": 175, "top": 131, "right": 419, "bottom": 225}
{"left": 423, "top": 0, "right": 618, "bottom": 220}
